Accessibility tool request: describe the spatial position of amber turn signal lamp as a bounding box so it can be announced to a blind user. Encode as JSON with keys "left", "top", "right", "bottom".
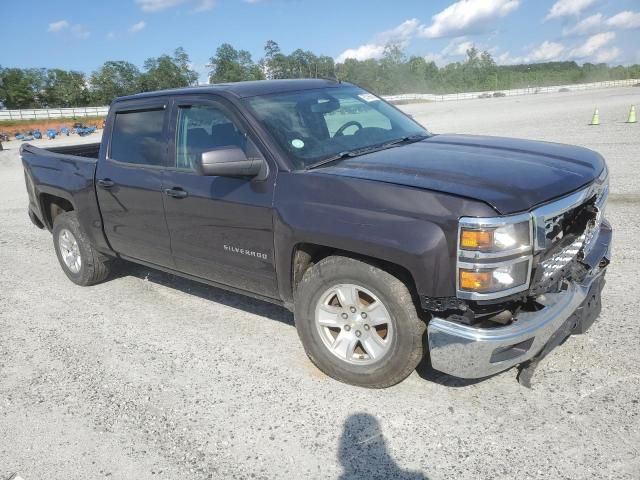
{"left": 459, "top": 270, "right": 492, "bottom": 291}
{"left": 460, "top": 229, "right": 493, "bottom": 250}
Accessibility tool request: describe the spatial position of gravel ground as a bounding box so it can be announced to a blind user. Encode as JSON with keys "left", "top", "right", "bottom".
{"left": 1, "top": 87, "right": 639, "bottom": 480}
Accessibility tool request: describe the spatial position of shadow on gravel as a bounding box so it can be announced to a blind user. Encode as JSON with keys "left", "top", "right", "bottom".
{"left": 110, "top": 261, "right": 294, "bottom": 326}
{"left": 338, "top": 413, "right": 428, "bottom": 480}
{"left": 110, "top": 261, "right": 500, "bottom": 388}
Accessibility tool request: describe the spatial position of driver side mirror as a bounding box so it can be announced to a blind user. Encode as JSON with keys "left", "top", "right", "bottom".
{"left": 197, "top": 146, "right": 264, "bottom": 178}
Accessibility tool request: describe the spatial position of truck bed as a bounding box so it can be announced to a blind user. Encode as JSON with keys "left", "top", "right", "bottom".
{"left": 20, "top": 142, "right": 108, "bottom": 253}
{"left": 22, "top": 142, "right": 101, "bottom": 160}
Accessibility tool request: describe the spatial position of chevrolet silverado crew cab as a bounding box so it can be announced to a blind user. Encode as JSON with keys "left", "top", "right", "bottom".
{"left": 21, "top": 79, "right": 612, "bottom": 388}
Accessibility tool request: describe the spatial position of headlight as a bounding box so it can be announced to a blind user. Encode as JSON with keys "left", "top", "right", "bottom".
{"left": 459, "top": 259, "right": 530, "bottom": 294}
{"left": 457, "top": 213, "right": 533, "bottom": 300}
{"left": 459, "top": 221, "right": 531, "bottom": 253}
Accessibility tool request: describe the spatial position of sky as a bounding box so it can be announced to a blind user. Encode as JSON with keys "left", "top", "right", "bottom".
{"left": 1, "top": 0, "right": 639, "bottom": 83}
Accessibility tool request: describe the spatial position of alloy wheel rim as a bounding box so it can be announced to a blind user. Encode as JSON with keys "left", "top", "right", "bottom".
{"left": 58, "top": 228, "right": 82, "bottom": 274}
{"left": 314, "top": 283, "right": 394, "bottom": 365}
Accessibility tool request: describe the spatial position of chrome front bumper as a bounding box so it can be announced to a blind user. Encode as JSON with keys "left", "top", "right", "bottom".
{"left": 428, "top": 219, "right": 612, "bottom": 379}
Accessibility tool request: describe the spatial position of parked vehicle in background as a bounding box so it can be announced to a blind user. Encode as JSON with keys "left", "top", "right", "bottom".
{"left": 21, "top": 80, "right": 612, "bottom": 388}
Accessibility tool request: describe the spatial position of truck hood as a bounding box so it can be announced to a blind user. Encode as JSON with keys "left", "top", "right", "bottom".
{"left": 312, "top": 134, "right": 605, "bottom": 215}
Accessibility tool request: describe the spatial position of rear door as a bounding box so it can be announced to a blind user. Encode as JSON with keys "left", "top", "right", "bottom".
{"left": 162, "top": 95, "right": 279, "bottom": 298}
{"left": 96, "top": 99, "right": 173, "bottom": 267}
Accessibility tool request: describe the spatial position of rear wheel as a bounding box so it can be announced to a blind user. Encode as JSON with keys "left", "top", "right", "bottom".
{"left": 294, "top": 256, "right": 425, "bottom": 388}
{"left": 53, "top": 212, "right": 111, "bottom": 286}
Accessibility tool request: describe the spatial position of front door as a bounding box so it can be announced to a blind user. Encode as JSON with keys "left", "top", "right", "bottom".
{"left": 96, "top": 100, "right": 173, "bottom": 267}
{"left": 162, "top": 96, "right": 278, "bottom": 298}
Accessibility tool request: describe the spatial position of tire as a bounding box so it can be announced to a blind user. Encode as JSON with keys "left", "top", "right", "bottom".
{"left": 52, "top": 211, "right": 111, "bottom": 286}
{"left": 294, "top": 256, "right": 426, "bottom": 388}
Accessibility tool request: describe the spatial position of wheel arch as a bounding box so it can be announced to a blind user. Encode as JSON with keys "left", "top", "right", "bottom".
{"left": 289, "top": 242, "right": 421, "bottom": 307}
{"left": 39, "top": 191, "right": 75, "bottom": 230}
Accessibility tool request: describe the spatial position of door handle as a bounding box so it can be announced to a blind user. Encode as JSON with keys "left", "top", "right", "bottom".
{"left": 165, "top": 187, "right": 188, "bottom": 199}
{"left": 97, "top": 178, "right": 115, "bottom": 189}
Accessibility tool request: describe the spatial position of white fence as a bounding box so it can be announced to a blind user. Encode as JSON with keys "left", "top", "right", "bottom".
{"left": 383, "top": 78, "right": 639, "bottom": 103}
{"left": 1, "top": 78, "right": 638, "bottom": 121}
{"left": 0, "top": 106, "right": 109, "bottom": 121}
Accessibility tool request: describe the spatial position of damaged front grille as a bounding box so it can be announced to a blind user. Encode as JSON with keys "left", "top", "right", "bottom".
{"left": 529, "top": 186, "right": 606, "bottom": 295}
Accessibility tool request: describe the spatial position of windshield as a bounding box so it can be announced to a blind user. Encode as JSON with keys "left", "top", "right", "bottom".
{"left": 244, "top": 86, "right": 428, "bottom": 169}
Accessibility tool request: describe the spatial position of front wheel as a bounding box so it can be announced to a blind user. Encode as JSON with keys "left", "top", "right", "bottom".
{"left": 294, "top": 256, "right": 425, "bottom": 388}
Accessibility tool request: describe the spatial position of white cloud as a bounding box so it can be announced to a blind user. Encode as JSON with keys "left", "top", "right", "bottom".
{"left": 569, "top": 31, "right": 615, "bottom": 58}
{"left": 423, "top": 38, "right": 491, "bottom": 66}
{"left": 528, "top": 41, "right": 566, "bottom": 62}
{"left": 420, "top": 0, "right": 520, "bottom": 39}
{"left": 563, "top": 10, "right": 640, "bottom": 36}
{"left": 546, "top": 0, "right": 596, "bottom": 20}
{"left": 376, "top": 18, "right": 421, "bottom": 47}
{"left": 336, "top": 44, "right": 386, "bottom": 63}
{"left": 593, "top": 47, "right": 621, "bottom": 63}
{"left": 48, "top": 20, "right": 69, "bottom": 32}
{"left": 129, "top": 21, "right": 146, "bottom": 33}
{"left": 48, "top": 19, "right": 89, "bottom": 37}
{"left": 497, "top": 40, "right": 565, "bottom": 64}
{"left": 563, "top": 13, "right": 603, "bottom": 36}
{"left": 606, "top": 11, "right": 640, "bottom": 29}
{"left": 335, "top": 19, "right": 421, "bottom": 63}
{"left": 442, "top": 38, "right": 475, "bottom": 57}
{"left": 136, "top": 0, "right": 214, "bottom": 12}
{"left": 335, "top": 6, "right": 518, "bottom": 64}
{"left": 499, "top": 32, "right": 621, "bottom": 65}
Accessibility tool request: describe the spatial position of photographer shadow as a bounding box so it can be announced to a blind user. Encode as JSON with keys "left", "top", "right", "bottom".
{"left": 338, "top": 413, "right": 428, "bottom": 480}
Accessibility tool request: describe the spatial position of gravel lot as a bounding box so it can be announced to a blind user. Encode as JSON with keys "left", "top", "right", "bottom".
{"left": 1, "top": 87, "right": 639, "bottom": 480}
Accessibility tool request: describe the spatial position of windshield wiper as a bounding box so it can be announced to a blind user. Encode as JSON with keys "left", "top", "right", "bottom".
{"left": 305, "top": 134, "right": 428, "bottom": 171}
{"left": 387, "top": 133, "right": 429, "bottom": 146}
{"left": 305, "top": 150, "right": 360, "bottom": 170}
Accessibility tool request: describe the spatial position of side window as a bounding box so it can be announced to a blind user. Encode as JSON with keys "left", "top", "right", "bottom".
{"left": 110, "top": 109, "right": 165, "bottom": 166}
{"left": 324, "top": 95, "right": 392, "bottom": 137}
{"left": 175, "top": 104, "right": 258, "bottom": 170}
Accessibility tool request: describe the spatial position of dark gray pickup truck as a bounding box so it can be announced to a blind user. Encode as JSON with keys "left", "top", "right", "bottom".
{"left": 21, "top": 79, "right": 612, "bottom": 388}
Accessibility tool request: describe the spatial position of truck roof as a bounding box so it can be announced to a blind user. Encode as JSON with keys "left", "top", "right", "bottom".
{"left": 114, "top": 79, "right": 349, "bottom": 103}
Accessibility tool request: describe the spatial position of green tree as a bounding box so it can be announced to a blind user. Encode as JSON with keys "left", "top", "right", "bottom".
{"left": 0, "top": 67, "right": 46, "bottom": 108}
{"left": 141, "top": 47, "right": 198, "bottom": 91}
{"left": 263, "top": 40, "right": 289, "bottom": 79}
{"left": 89, "top": 61, "right": 142, "bottom": 105}
{"left": 208, "top": 43, "right": 264, "bottom": 83}
{"left": 43, "top": 69, "right": 89, "bottom": 107}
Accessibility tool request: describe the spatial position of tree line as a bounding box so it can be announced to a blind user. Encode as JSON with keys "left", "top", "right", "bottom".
{"left": 1, "top": 41, "right": 639, "bottom": 109}
{"left": 0, "top": 47, "right": 198, "bottom": 109}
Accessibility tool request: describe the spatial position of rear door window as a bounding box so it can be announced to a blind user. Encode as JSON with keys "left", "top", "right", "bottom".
{"left": 110, "top": 109, "right": 166, "bottom": 166}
